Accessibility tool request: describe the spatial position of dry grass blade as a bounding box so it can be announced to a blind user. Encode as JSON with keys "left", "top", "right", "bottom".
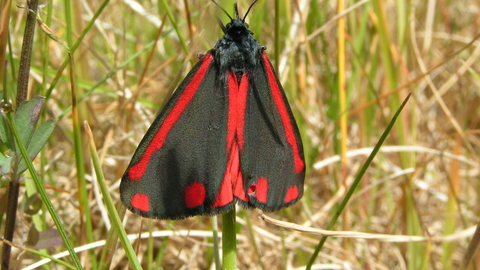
{"left": 261, "top": 214, "right": 476, "bottom": 243}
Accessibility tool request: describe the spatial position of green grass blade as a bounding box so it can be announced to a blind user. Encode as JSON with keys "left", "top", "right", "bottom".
{"left": 7, "top": 110, "right": 83, "bottom": 269}
{"left": 306, "top": 93, "right": 412, "bottom": 269}
{"left": 84, "top": 121, "right": 143, "bottom": 270}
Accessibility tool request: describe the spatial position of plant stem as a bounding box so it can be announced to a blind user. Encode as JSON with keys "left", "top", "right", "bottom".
{"left": 16, "top": 0, "right": 39, "bottom": 108}
{"left": 1, "top": 177, "right": 19, "bottom": 270}
{"left": 222, "top": 206, "right": 237, "bottom": 270}
{"left": 212, "top": 216, "right": 221, "bottom": 270}
{"left": 2, "top": 0, "right": 39, "bottom": 268}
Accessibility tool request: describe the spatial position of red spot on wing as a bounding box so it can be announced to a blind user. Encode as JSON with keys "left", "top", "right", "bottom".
{"left": 131, "top": 193, "right": 150, "bottom": 212}
{"left": 248, "top": 177, "right": 268, "bottom": 203}
{"left": 262, "top": 53, "right": 304, "bottom": 174}
{"left": 247, "top": 184, "right": 255, "bottom": 194}
{"left": 185, "top": 181, "right": 206, "bottom": 208}
{"left": 284, "top": 186, "right": 299, "bottom": 203}
{"left": 128, "top": 54, "right": 214, "bottom": 180}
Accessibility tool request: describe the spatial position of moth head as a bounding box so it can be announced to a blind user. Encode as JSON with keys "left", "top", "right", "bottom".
{"left": 212, "top": 0, "right": 258, "bottom": 34}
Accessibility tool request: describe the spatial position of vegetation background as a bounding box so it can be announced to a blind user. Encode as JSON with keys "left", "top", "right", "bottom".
{"left": 1, "top": 0, "right": 479, "bottom": 269}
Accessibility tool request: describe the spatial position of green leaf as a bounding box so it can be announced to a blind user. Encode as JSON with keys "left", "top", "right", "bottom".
{"left": 29, "top": 228, "right": 64, "bottom": 250}
{"left": 0, "top": 96, "right": 55, "bottom": 175}
{"left": 22, "top": 193, "right": 43, "bottom": 215}
{"left": 0, "top": 112, "right": 12, "bottom": 149}
{"left": 0, "top": 154, "right": 12, "bottom": 175}
{"left": 26, "top": 225, "right": 40, "bottom": 247}
{"left": 17, "top": 119, "right": 56, "bottom": 174}
{"left": 14, "top": 96, "right": 45, "bottom": 152}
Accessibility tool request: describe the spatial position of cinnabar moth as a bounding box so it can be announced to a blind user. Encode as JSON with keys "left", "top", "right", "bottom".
{"left": 120, "top": 0, "right": 305, "bottom": 219}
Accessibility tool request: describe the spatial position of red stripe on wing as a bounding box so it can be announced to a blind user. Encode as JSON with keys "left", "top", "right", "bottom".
{"left": 128, "top": 54, "right": 214, "bottom": 180}
{"left": 234, "top": 73, "right": 249, "bottom": 201}
{"left": 236, "top": 72, "right": 249, "bottom": 150}
{"left": 212, "top": 140, "right": 239, "bottom": 208}
{"left": 212, "top": 72, "right": 242, "bottom": 208}
{"left": 226, "top": 72, "right": 239, "bottom": 154}
{"left": 262, "top": 53, "right": 304, "bottom": 174}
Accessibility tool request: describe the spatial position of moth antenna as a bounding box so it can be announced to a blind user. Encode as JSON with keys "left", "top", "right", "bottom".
{"left": 211, "top": 0, "right": 233, "bottom": 21}
{"left": 234, "top": 4, "right": 240, "bottom": 19}
{"left": 216, "top": 17, "right": 227, "bottom": 33}
{"left": 243, "top": 0, "right": 258, "bottom": 21}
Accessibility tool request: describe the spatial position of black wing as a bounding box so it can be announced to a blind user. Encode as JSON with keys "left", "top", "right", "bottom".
{"left": 235, "top": 52, "right": 305, "bottom": 211}
{"left": 120, "top": 53, "right": 236, "bottom": 219}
